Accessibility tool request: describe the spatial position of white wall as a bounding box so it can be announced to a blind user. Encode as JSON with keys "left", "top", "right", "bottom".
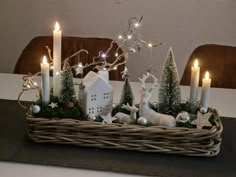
{"left": 0, "top": 0, "right": 235, "bottom": 81}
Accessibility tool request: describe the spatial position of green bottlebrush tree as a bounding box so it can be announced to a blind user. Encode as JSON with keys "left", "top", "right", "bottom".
{"left": 119, "top": 76, "right": 134, "bottom": 106}
{"left": 112, "top": 70, "right": 134, "bottom": 116}
{"left": 60, "top": 60, "right": 76, "bottom": 107}
{"left": 157, "top": 47, "right": 181, "bottom": 116}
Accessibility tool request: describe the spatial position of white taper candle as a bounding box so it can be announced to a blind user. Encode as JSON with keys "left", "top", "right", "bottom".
{"left": 53, "top": 21, "right": 62, "bottom": 97}
{"left": 201, "top": 71, "right": 211, "bottom": 110}
{"left": 190, "top": 59, "right": 200, "bottom": 104}
{"left": 41, "top": 56, "right": 50, "bottom": 103}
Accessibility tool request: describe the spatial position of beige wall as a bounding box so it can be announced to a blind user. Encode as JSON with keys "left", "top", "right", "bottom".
{"left": 0, "top": 0, "right": 235, "bottom": 81}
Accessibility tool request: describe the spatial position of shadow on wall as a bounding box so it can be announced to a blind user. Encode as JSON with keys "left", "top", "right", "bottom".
{"left": 180, "top": 44, "right": 236, "bottom": 89}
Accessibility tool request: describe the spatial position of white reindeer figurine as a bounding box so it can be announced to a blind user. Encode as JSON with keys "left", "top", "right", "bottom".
{"left": 114, "top": 103, "right": 138, "bottom": 124}
{"left": 138, "top": 73, "right": 176, "bottom": 127}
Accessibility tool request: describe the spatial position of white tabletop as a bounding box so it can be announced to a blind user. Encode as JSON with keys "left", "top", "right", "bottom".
{"left": 0, "top": 73, "right": 235, "bottom": 177}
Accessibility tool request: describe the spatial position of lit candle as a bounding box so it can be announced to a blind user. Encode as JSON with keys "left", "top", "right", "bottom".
{"left": 201, "top": 71, "right": 211, "bottom": 110}
{"left": 41, "top": 56, "right": 50, "bottom": 103}
{"left": 190, "top": 59, "right": 200, "bottom": 104}
{"left": 53, "top": 21, "right": 62, "bottom": 97}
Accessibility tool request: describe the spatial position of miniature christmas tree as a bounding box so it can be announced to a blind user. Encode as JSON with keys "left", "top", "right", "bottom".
{"left": 112, "top": 68, "right": 134, "bottom": 116}
{"left": 157, "top": 47, "right": 181, "bottom": 116}
{"left": 60, "top": 60, "right": 76, "bottom": 107}
{"left": 119, "top": 77, "right": 134, "bottom": 106}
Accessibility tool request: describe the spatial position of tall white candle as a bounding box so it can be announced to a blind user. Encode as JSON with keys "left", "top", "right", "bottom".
{"left": 53, "top": 21, "right": 62, "bottom": 97}
{"left": 190, "top": 59, "right": 200, "bottom": 104}
{"left": 41, "top": 56, "right": 50, "bottom": 103}
{"left": 201, "top": 71, "right": 211, "bottom": 110}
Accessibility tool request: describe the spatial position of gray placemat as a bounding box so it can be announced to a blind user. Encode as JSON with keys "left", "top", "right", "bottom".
{"left": 0, "top": 99, "right": 235, "bottom": 177}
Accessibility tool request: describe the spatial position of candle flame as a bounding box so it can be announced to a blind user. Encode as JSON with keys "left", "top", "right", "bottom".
{"left": 42, "top": 56, "right": 48, "bottom": 64}
{"left": 205, "top": 71, "right": 210, "bottom": 80}
{"left": 194, "top": 59, "right": 198, "bottom": 68}
{"left": 54, "top": 21, "right": 60, "bottom": 31}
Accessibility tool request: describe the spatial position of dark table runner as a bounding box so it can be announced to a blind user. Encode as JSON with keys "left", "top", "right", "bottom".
{"left": 0, "top": 99, "right": 235, "bottom": 177}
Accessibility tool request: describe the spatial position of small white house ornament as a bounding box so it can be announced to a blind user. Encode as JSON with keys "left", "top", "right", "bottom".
{"left": 80, "top": 71, "right": 113, "bottom": 116}
{"left": 98, "top": 70, "right": 109, "bottom": 83}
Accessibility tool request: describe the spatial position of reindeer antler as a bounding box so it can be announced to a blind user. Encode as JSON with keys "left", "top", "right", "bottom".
{"left": 139, "top": 73, "right": 158, "bottom": 93}
{"left": 121, "top": 103, "right": 138, "bottom": 112}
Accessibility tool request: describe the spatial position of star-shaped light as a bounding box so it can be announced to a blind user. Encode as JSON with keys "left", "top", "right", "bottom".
{"left": 48, "top": 102, "right": 58, "bottom": 109}
{"left": 100, "top": 113, "right": 117, "bottom": 124}
{"left": 191, "top": 111, "right": 212, "bottom": 129}
{"left": 74, "top": 62, "right": 84, "bottom": 75}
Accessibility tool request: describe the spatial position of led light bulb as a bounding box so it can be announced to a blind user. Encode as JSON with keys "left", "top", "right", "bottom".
{"left": 118, "top": 35, "right": 123, "bottom": 39}
{"left": 101, "top": 53, "right": 107, "bottom": 59}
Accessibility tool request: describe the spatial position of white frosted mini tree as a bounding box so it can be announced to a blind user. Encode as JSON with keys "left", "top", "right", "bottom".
{"left": 158, "top": 47, "right": 181, "bottom": 116}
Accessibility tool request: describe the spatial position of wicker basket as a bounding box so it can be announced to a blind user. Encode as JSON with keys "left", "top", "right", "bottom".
{"left": 26, "top": 109, "right": 223, "bottom": 157}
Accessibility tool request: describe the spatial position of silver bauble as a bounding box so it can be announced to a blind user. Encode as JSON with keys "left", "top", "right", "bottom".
{"left": 176, "top": 111, "right": 190, "bottom": 123}
{"left": 32, "top": 105, "right": 41, "bottom": 114}
{"left": 137, "top": 117, "right": 148, "bottom": 126}
{"left": 112, "top": 103, "right": 117, "bottom": 108}
{"left": 88, "top": 114, "right": 96, "bottom": 121}
{"left": 200, "top": 107, "right": 208, "bottom": 114}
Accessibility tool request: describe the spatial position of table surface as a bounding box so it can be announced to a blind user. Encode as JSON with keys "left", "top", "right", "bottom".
{"left": 1, "top": 73, "right": 236, "bottom": 177}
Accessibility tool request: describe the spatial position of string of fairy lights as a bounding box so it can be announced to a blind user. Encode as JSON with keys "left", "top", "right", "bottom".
{"left": 18, "top": 16, "right": 164, "bottom": 108}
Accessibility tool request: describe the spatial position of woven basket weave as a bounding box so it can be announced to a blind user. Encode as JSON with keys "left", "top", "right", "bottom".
{"left": 26, "top": 109, "right": 223, "bottom": 157}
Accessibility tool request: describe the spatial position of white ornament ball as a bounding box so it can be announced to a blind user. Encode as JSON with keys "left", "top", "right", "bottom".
{"left": 137, "top": 117, "right": 148, "bottom": 126}
{"left": 32, "top": 105, "right": 41, "bottom": 114}
{"left": 176, "top": 111, "right": 190, "bottom": 123}
{"left": 200, "top": 107, "right": 208, "bottom": 114}
{"left": 88, "top": 114, "right": 96, "bottom": 121}
{"left": 112, "top": 103, "right": 117, "bottom": 108}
